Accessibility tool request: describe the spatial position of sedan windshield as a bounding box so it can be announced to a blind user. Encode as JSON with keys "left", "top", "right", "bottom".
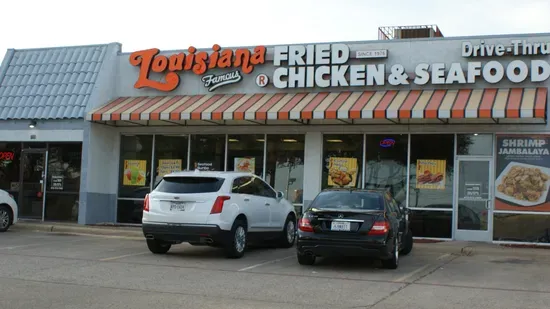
{"left": 309, "top": 191, "right": 384, "bottom": 211}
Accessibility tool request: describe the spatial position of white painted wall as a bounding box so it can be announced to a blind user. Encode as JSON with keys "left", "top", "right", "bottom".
{"left": 303, "top": 132, "right": 323, "bottom": 211}
{"left": 83, "top": 125, "right": 120, "bottom": 194}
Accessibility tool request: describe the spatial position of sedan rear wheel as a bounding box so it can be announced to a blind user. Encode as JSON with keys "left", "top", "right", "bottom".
{"left": 297, "top": 252, "right": 316, "bottom": 265}
{"left": 381, "top": 238, "right": 399, "bottom": 269}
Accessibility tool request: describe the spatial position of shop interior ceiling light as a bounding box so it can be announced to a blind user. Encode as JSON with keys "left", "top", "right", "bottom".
{"left": 283, "top": 139, "right": 298, "bottom": 143}
{"left": 29, "top": 120, "right": 37, "bottom": 128}
{"left": 326, "top": 139, "right": 343, "bottom": 143}
{"left": 228, "top": 138, "right": 239, "bottom": 142}
{"left": 256, "top": 139, "right": 265, "bottom": 142}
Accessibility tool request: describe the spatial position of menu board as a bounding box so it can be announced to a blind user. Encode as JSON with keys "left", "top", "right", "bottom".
{"left": 158, "top": 159, "right": 182, "bottom": 177}
{"left": 495, "top": 134, "right": 550, "bottom": 212}
{"left": 327, "top": 157, "right": 358, "bottom": 187}
{"left": 123, "top": 160, "right": 147, "bottom": 186}
{"left": 416, "top": 159, "right": 446, "bottom": 190}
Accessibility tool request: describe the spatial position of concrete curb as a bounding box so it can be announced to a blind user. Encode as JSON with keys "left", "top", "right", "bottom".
{"left": 12, "top": 222, "right": 143, "bottom": 238}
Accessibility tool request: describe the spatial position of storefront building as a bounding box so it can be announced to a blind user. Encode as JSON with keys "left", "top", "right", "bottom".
{"left": 2, "top": 26, "right": 550, "bottom": 244}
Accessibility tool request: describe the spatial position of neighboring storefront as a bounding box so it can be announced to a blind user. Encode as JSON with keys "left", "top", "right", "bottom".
{"left": 0, "top": 43, "right": 121, "bottom": 222}
{"left": 2, "top": 29, "right": 549, "bottom": 244}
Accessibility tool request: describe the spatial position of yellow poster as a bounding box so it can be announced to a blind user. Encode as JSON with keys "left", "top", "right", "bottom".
{"left": 234, "top": 157, "right": 255, "bottom": 173}
{"left": 328, "top": 157, "right": 358, "bottom": 187}
{"left": 416, "top": 159, "right": 446, "bottom": 190}
{"left": 158, "top": 159, "right": 182, "bottom": 177}
{"left": 123, "top": 160, "right": 147, "bottom": 186}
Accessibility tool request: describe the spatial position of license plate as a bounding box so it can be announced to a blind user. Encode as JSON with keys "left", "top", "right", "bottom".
{"left": 331, "top": 221, "right": 350, "bottom": 231}
{"left": 170, "top": 202, "right": 186, "bottom": 211}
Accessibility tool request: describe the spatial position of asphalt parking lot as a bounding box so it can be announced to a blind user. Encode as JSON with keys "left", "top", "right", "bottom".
{"left": 1, "top": 230, "right": 550, "bottom": 309}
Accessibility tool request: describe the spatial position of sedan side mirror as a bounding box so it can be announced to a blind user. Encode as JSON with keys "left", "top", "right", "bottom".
{"left": 276, "top": 191, "right": 284, "bottom": 200}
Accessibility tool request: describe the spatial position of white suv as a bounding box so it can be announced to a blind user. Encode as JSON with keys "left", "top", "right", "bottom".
{"left": 142, "top": 171, "right": 297, "bottom": 258}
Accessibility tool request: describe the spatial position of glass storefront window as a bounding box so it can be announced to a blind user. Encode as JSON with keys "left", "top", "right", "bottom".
{"left": 0, "top": 142, "right": 21, "bottom": 201}
{"left": 322, "top": 134, "right": 363, "bottom": 190}
{"left": 408, "top": 134, "right": 455, "bottom": 209}
{"left": 265, "top": 134, "right": 305, "bottom": 204}
{"left": 190, "top": 135, "right": 225, "bottom": 171}
{"left": 409, "top": 210, "right": 453, "bottom": 238}
{"left": 494, "top": 213, "right": 550, "bottom": 243}
{"left": 457, "top": 134, "right": 493, "bottom": 156}
{"left": 227, "top": 134, "right": 265, "bottom": 177}
{"left": 118, "top": 135, "right": 153, "bottom": 198}
{"left": 45, "top": 143, "right": 82, "bottom": 221}
{"left": 364, "top": 134, "right": 408, "bottom": 206}
{"left": 152, "top": 135, "right": 189, "bottom": 187}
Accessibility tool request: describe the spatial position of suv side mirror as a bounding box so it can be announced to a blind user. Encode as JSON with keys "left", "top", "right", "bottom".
{"left": 276, "top": 191, "right": 284, "bottom": 200}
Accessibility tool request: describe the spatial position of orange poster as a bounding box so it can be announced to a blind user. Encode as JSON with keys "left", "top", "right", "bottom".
{"left": 416, "top": 159, "right": 446, "bottom": 190}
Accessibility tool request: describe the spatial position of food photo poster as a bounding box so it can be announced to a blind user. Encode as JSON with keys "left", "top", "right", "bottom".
{"left": 328, "top": 157, "right": 358, "bottom": 187}
{"left": 416, "top": 159, "right": 446, "bottom": 190}
{"left": 495, "top": 134, "right": 550, "bottom": 212}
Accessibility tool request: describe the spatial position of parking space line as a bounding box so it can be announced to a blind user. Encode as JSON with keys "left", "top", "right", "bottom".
{"left": 394, "top": 264, "right": 432, "bottom": 282}
{"left": 0, "top": 238, "right": 83, "bottom": 250}
{"left": 99, "top": 252, "right": 150, "bottom": 261}
{"left": 238, "top": 255, "right": 294, "bottom": 271}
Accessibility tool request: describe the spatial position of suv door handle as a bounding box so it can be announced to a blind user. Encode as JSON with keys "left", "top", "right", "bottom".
{"left": 244, "top": 198, "right": 250, "bottom": 202}
{"left": 265, "top": 202, "right": 270, "bottom": 206}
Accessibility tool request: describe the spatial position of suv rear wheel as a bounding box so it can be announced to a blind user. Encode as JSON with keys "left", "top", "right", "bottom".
{"left": 225, "top": 219, "right": 247, "bottom": 259}
{"left": 146, "top": 239, "right": 171, "bottom": 254}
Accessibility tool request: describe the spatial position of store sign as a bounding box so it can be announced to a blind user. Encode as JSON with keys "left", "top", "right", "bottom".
{"left": 0, "top": 151, "right": 14, "bottom": 161}
{"left": 495, "top": 135, "right": 550, "bottom": 212}
{"left": 129, "top": 44, "right": 266, "bottom": 92}
{"left": 50, "top": 175, "right": 64, "bottom": 191}
{"left": 379, "top": 138, "right": 395, "bottom": 148}
{"left": 463, "top": 183, "right": 483, "bottom": 200}
{"left": 202, "top": 70, "right": 242, "bottom": 92}
{"left": 271, "top": 40, "right": 550, "bottom": 89}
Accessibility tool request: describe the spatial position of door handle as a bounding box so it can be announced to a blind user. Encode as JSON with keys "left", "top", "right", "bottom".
{"left": 244, "top": 198, "right": 250, "bottom": 202}
{"left": 265, "top": 202, "right": 270, "bottom": 206}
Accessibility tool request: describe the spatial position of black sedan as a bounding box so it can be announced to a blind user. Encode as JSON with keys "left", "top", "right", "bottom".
{"left": 296, "top": 188, "right": 413, "bottom": 269}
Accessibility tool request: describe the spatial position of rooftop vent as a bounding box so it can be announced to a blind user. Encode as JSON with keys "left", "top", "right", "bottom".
{"left": 378, "top": 25, "right": 444, "bottom": 40}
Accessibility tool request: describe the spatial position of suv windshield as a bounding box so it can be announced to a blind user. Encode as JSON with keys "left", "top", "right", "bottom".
{"left": 154, "top": 176, "right": 225, "bottom": 194}
{"left": 309, "top": 191, "right": 384, "bottom": 211}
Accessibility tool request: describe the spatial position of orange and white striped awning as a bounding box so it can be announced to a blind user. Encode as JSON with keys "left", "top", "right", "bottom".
{"left": 86, "top": 87, "right": 547, "bottom": 125}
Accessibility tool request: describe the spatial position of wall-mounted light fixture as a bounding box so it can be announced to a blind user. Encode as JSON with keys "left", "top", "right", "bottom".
{"left": 29, "top": 120, "right": 37, "bottom": 128}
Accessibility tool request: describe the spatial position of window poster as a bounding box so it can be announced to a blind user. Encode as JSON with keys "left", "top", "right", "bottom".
{"left": 195, "top": 161, "right": 215, "bottom": 171}
{"left": 328, "top": 157, "right": 358, "bottom": 187}
{"left": 416, "top": 159, "right": 446, "bottom": 190}
{"left": 495, "top": 134, "right": 550, "bottom": 212}
{"left": 123, "top": 160, "right": 147, "bottom": 186}
{"left": 158, "top": 159, "right": 182, "bottom": 177}
{"left": 234, "top": 157, "right": 255, "bottom": 173}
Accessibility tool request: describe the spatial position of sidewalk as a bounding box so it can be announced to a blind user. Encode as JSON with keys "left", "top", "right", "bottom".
{"left": 11, "top": 221, "right": 550, "bottom": 258}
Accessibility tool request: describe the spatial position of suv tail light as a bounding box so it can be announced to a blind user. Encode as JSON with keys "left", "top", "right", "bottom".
{"left": 210, "top": 196, "right": 230, "bottom": 214}
{"left": 143, "top": 194, "right": 150, "bottom": 212}
{"left": 298, "top": 218, "right": 314, "bottom": 232}
{"left": 368, "top": 220, "right": 390, "bottom": 236}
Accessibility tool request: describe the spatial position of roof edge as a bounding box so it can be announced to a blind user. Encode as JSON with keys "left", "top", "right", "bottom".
{"left": 6, "top": 42, "right": 122, "bottom": 53}
{"left": 118, "top": 32, "right": 550, "bottom": 55}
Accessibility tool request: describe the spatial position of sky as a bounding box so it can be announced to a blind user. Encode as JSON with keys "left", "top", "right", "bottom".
{"left": 1, "top": 0, "right": 549, "bottom": 63}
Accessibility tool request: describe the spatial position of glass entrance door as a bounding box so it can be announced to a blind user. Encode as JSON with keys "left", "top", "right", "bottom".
{"left": 454, "top": 158, "right": 493, "bottom": 242}
{"left": 18, "top": 150, "right": 47, "bottom": 220}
